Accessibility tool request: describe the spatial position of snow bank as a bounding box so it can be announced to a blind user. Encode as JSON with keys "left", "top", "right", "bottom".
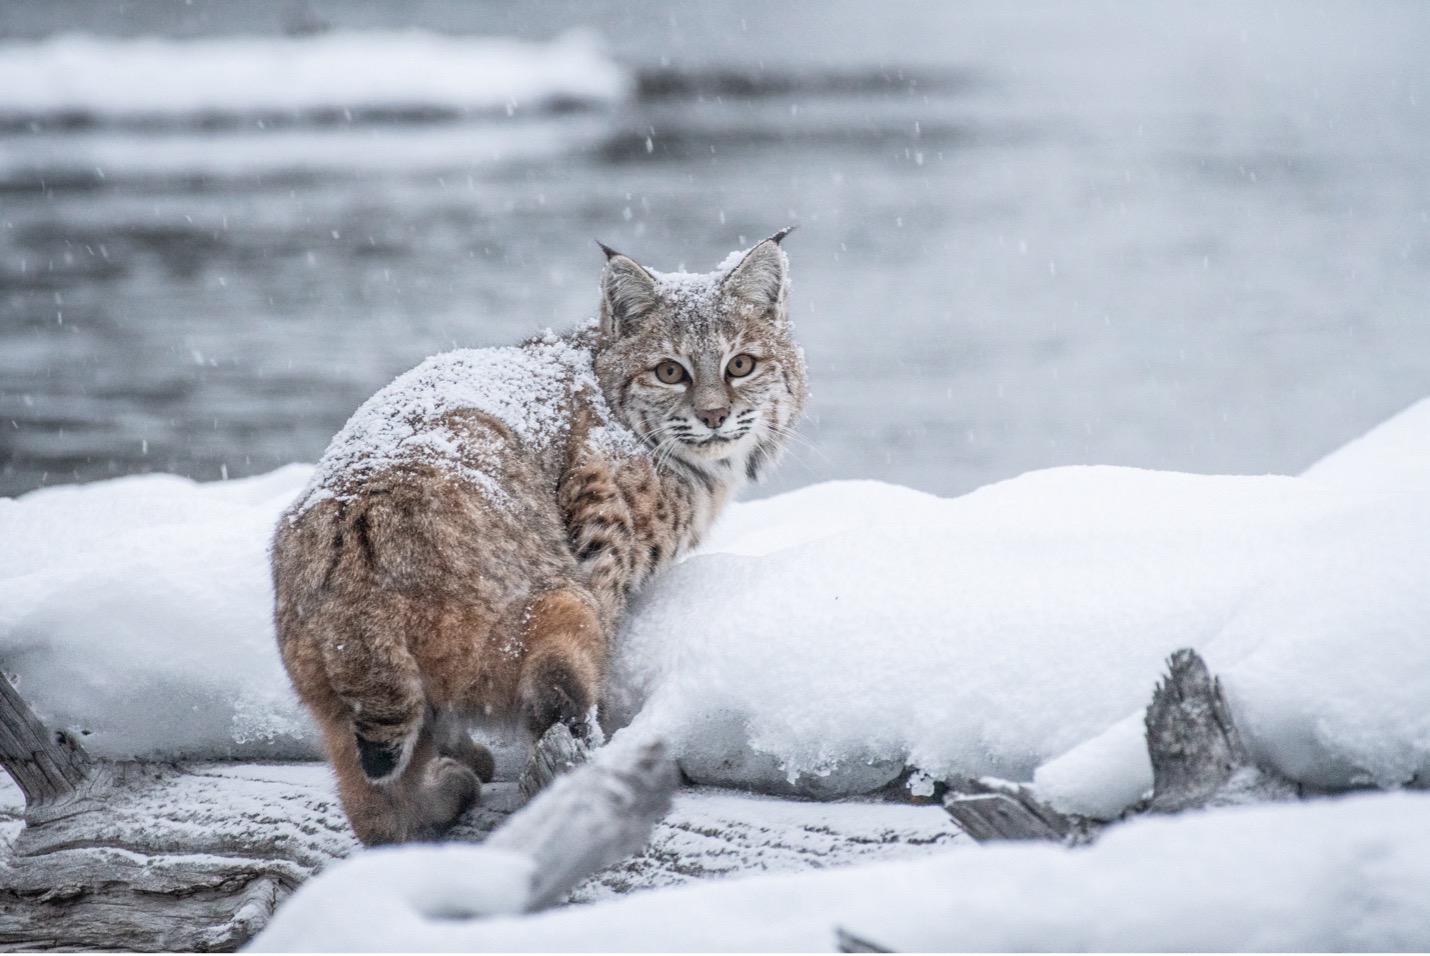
{"left": 251, "top": 790, "right": 1430, "bottom": 951}
{"left": 1302, "top": 396, "right": 1430, "bottom": 495}
{"left": 0, "top": 30, "right": 630, "bottom": 122}
{"left": 3, "top": 397, "right": 1430, "bottom": 808}
{"left": 610, "top": 458, "right": 1430, "bottom": 808}
{"left": 0, "top": 465, "right": 317, "bottom": 759}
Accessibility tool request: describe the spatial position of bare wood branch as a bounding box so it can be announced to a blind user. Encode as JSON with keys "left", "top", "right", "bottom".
{"left": 0, "top": 672, "right": 94, "bottom": 809}
{"left": 487, "top": 734, "right": 679, "bottom": 911}
{"left": 517, "top": 721, "right": 592, "bottom": 801}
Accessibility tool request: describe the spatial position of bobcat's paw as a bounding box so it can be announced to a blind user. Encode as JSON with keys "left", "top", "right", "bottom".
{"left": 445, "top": 734, "right": 497, "bottom": 784}
{"left": 418, "top": 757, "right": 482, "bottom": 834}
{"left": 519, "top": 650, "right": 597, "bottom": 737}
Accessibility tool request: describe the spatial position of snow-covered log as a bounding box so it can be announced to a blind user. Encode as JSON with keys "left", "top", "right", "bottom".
{"left": 0, "top": 674, "right": 352, "bottom": 951}
{"left": 0, "top": 670, "right": 676, "bottom": 950}
{"left": 945, "top": 648, "right": 1295, "bottom": 843}
{"left": 490, "top": 732, "right": 678, "bottom": 911}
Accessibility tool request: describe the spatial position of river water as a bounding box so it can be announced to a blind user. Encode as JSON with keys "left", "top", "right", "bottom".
{"left": 1, "top": 1, "right": 1427, "bottom": 500}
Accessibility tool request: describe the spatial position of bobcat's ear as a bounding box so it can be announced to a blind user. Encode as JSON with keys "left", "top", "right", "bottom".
{"left": 721, "top": 228, "right": 792, "bottom": 309}
{"left": 598, "top": 245, "right": 659, "bottom": 338}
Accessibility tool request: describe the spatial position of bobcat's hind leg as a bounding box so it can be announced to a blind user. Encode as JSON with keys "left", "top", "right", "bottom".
{"left": 321, "top": 713, "right": 481, "bottom": 846}
{"left": 518, "top": 587, "right": 606, "bottom": 741}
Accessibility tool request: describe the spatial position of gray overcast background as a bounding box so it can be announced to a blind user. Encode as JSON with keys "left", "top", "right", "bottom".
{"left": 1, "top": 1, "right": 1427, "bottom": 499}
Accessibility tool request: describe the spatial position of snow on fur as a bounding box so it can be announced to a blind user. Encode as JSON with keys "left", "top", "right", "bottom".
{"left": 295, "top": 329, "right": 631, "bottom": 516}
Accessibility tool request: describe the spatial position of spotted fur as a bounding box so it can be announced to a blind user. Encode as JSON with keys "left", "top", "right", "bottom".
{"left": 271, "top": 234, "right": 807, "bottom": 844}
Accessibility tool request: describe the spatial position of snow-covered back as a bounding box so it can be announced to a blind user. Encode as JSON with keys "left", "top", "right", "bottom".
{"left": 251, "top": 790, "right": 1430, "bottom": 951}
{"left": 3, "top": 397, "right": 1430, "bottom": 810}
{"left": 296, "top": 331, "right": 630, "bottom": 516}
{"left": 0, "top": 30, "right": 630, "bottom": 122}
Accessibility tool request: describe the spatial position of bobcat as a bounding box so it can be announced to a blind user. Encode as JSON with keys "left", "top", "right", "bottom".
{"left": 271, "top": 231, "right": 807, "bottom": 844}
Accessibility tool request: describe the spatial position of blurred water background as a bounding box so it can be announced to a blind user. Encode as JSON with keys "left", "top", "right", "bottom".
{"left": 1, "top": 1, "right": 1427, "bottom": 500}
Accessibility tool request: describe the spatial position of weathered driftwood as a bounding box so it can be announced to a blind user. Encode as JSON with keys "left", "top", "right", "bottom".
{"left": 0, "top": 671, "right": 94, "bottom": 809}
{"left": 466, "top": 734, "right": 677, "bottom": 913}
{"left": 517, "top": 721, "right": 593, "bottom": 802}
{"left": 0, "top": 673, "right": 357, "bottom": 951}
{"left": 943, "top": 647, "right": 1292, "bottom": 843}
{"left": 1144, "top": 647, "right": 1251, "bottom": 812}
{"left": 943, "top": 778, "right": 1073, "bottom": 842}
{"left": 0, "top": 672, "right": 678, "bottom": 950}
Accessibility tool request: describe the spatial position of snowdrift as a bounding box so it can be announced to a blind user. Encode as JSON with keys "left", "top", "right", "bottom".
{"left": 251, "top": 789, "right": 1430, "bottom": 951}
{"left": 2, "top": 398, "right": 1429, "bottom": 810}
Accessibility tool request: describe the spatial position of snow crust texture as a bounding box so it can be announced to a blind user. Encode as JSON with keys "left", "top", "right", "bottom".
{"left": 252, "top": 790, "right": 1430, "bottom": 951}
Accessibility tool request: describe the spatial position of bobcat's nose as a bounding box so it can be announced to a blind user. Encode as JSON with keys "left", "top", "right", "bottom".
{"left": 696, "top": 406, "right": 730, "bottom": 430}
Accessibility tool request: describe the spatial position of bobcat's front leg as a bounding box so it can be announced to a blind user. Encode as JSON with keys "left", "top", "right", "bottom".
{"left": 514, "top": 456, "right": 645, "bottom": 754}
{"left": 517, "top": 587, "right": 605, "bottom": 741}
{"left": 557, "top": 458, "right": 648, "bottom": 627}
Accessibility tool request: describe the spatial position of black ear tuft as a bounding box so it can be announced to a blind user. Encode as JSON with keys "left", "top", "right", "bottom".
{"left": 596, "top": 240, "right": 622, "bottom": 260}
{"left": 769, "top": 225, "right": 797, "bottom": 245}
{"left": 721, "top": 234, "right": 790, "bottom": 307}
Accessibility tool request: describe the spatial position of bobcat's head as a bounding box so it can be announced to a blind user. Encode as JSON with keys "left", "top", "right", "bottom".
{"left": 592, "top": 231, "right": 808, "bottom": 483}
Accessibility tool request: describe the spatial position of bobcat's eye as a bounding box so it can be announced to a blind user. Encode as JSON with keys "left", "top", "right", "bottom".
{"left": 654, "top": 360, "right": 688, "bottom": 385}
{"left": 725, "top": 353, "right": 757, "bottom": 379}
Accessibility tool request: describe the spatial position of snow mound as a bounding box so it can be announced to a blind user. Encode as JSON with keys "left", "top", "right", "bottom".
{"left": 1302, "top": 396, "right": 1430, "bottom": 494}
{"left": 601, "top": 397, "right": 1430, "bottom": 810}
{"left": 250, "top": 790, "right": 1430, "bottom": 951}
{"left": 0, "top": 29, "right": 630, "bottom": 123}
{"left": 3, "top": 395, "right": 1430, "bottom": 813}
{"left": 0, "top": 465, "right": 318, "bottom": 759}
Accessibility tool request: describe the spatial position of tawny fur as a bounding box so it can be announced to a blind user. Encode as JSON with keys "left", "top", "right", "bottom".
{"left": 272, "top": 235, "right": 807, "bottom": 845}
